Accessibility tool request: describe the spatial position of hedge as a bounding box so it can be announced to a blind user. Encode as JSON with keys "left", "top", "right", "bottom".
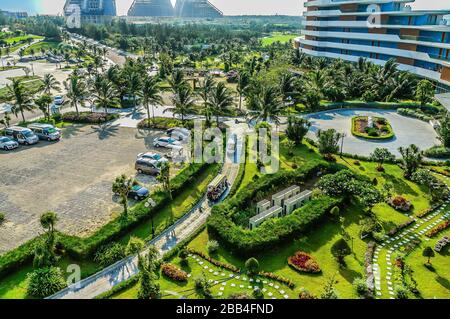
{"left": 207, "top": 161, "right": 343, "bottom": 255}
{"left": 423, "top": 146, "right": 450, "bottom": 159}
{"left": 0, "top": 162, "right": 215, "bottom": 279}
{"left": 61, "top": 112, "right": 119, "bottom": 124}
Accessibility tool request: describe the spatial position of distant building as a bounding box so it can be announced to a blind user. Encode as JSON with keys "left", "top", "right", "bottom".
{"left": 0, "top": 10, "right": 28, "bottom": 19}
{"left": 128, "top": 0, "right": 174, "bottom": 17}
{"left": 175, "top": 0, "right": 223, "bottom": 19}
{"left": 64, "top": 0, "right": 117, "bottom": 24}
{"left": 298, "top": 0, "right": 450, "bottom": 91}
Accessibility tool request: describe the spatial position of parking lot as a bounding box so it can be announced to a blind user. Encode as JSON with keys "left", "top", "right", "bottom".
{"left": 0, "top": 123, "right": 172, "bottom": 254}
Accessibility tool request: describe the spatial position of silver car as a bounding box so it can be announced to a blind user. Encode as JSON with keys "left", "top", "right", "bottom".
{"left": 0, "top": 136, "right": 19, "bottom": 151}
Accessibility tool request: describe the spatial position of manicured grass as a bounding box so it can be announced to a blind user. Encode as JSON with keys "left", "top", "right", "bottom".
{"left": 0, "top": 257, "right": 100, "bottom": 299}
{"left": 0, "top": 35, "right": 43, "bottom": 55}
{"left": 0, "top": 77, "right": 45, "bottom": 103}
{"left": 406, "top": 227, "right": 450, "bottom": 299}
{"left": 261, "top": 33, "right": 297, "bottom": 46}
{"left": 22, "top": 41, "right": 61, "bottom": 55}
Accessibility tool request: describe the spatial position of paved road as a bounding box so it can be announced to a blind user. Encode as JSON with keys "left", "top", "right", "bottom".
{"left": 304, "top": 108, "right": 440, "bottom": 157}
{"left": 48, "top": 121, "right": 248, "bottom": 299}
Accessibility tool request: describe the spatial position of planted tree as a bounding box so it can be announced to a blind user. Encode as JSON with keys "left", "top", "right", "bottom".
{"left": 35, "top": 94, "right": 54, "bottom": 121}
{"left": 27, "top": 267, "right": 66, "bottom": 298}
{"left": 398, "top": 144, "right": 422, "bottom": 179}
{"left": 34, "top": 212, "right": 59, "bottom": 269}
{"left": 285, "top": 116, "right": 311, "bottom": 145}
{"left": 370, "top": 148, "right": 395, "bottom": 172}
{"left": 157, "top": 162, "right": 172, "bottom": 200}
{"left": 42, "top": 74, "right": 61, "bottom": 95}
{"left": 112, "top": 175, "right": 134, "bottom": 217}
{"left": 208, "top": 82, "right": 234, "bottom": 125}
{"left": 91, "top": 79, "right": 120, "bottom": 114}
{"left": 166, "top": 84, "right": 196, "bottom": 122}
{"left": 316, "top": 129, "right": 342, "bottom": 160}
{"left": 138, "top": 245, "right": 160, "bottom": 299}
{"left": 64, "top": 74, "right": 88, "bottom": 116}
{"left": 237, "top": 71, "right": 250, "bottom": 110}
{"left": 415, "top": 80, "right": 434, "bottom": 106}
{"left": 7, "top": 79, "right": 34, "bottom": 123}
{"left": 437, "top": 115, "right": 450, "bottom": 148}
{"left": 331, "top": 238, "right": 351, "bottom": 267}
{"left": 422, "top": 246, "right": 435, "bottom": 265}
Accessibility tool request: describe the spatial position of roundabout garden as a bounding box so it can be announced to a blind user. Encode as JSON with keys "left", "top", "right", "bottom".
{"left": 351, "top": 116, "right": 395, "bottom": 140}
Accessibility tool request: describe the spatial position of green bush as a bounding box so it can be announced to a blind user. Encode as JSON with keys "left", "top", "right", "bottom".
{"left": 93, "top": 243, "right": 126, "bottom": 267}
{"left": 61, "top": 112, "right": 119, "bottom": 124}
{"left": 423, "top": 146, "right": 450, "bottom": 159}
{"left": 206, "top": 240, "right": 219, "bottom": 255}
{"left": 27, "top": 267, "right": 66, "bottom": 298}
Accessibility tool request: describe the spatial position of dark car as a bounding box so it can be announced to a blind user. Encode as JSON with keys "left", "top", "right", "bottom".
{"left": 129, "top": 185, "right": 149, "bottom": 201}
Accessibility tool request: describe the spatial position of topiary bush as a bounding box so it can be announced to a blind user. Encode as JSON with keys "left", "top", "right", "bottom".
{"left": 27, "top": 267, "right": 66, "bottom": 298}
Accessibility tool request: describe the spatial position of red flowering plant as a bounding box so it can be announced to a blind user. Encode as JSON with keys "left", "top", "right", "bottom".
{"left": 288, "top": 252, "right": 321, "bottom": 273}
{"left": 161, "top": 263, "right": 188, "bottom": 282}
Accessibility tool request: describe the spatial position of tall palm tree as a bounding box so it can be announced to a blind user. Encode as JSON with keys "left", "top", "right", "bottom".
{"left": 63, "top": 74, "right": 88, "bottom": 116}
{"left": 140, "top": 75, "right": 163, "bottom": 124}
{"left": 7, "top": 79, "right": 34, "bottom": 123}
{"left": 165, "top": 85, "right": 196, "bottom": 122}
{"left": 168, "top": 69, "right": 185, "bottom": 93}
{"left": 247, "top": 85, "right": 284, "bottom": 125}
{"left": 91, "top": 79, "right": 120, "bottom": 115}
{"left": 279, "top": 72, "right": 297, "bottom": 104}
{"left": 237, "top": 71, "right": 250, "bottom": 110}
{"left": 123, "top": 70, "right": 141, "bottom": 108}
{"left": 208, "top": 82, "right": 234, "bottom": 125}
{"left": 42, "top": 74, "right": 61, "bottom": 95}
{"left": 198, "top": 75, "right": 215, "bottom": 124}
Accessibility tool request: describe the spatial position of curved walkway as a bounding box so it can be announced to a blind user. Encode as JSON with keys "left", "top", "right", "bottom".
{"left": 304, "top": 108, "right": 440, "bottom": 157}
{"left": 47, "top": 121, "right": 247, "bottom": 299}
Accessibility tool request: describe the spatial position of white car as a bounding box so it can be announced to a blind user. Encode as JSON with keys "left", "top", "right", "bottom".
{"left": 0, "top": 136, "right": 19, "bottom": 151}
{"left": 153, "top": 136, "right": 181, "bottom": 149}
{"left": 137, "top": 152, "right": 169, "bottom": 164}
{"left": 167, "top": 127, "right": 190, "bottom": 141}
{"left": 54, "top": 96, "right": 64, "bottom": 106}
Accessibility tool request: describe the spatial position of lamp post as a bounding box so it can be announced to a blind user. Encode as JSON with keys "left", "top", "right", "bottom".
{"left": 145, "top": 198, "right": 157, "bottom": 239}
{"left": 340, "top": 132, "right": 347, "bottom": 157}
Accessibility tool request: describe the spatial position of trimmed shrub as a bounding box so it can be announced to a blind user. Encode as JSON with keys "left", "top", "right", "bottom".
{"left": 27, "top": 267, "right": 66, "bottom": 298}
{"left": 206, "top": 240, "right": 219, "bottom": 255}
{"left": 61, "top": 112, "right": 119, "bottom": 124}
{"left": 424, "top": 146, "right": 450, "bottom": 159}
{"left": 244, "top": 257, "right": 260, "bottom": 275}
{"left": 426, "top": 220, "right": 450, "bottom": 238}
{"left": 161, "top": 263, "right": 188, "bottom": 282}
{"left": 93, "top": 243, "right": 126, "bottom": 267}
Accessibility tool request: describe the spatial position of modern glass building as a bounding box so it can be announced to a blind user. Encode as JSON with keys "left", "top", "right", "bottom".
{"left": 297, "top": 0, "right": 450, "bottom": 90}
{"left": 64, "top": 0, "right": 117, "bottom": 24}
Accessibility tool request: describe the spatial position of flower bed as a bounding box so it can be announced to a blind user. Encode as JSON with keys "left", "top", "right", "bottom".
{"left": 61, "top": 112, "right": 119, "bottom": 124}
{"left": 161, "top": 263, "right": 188, "bottom": 282}
{"left": 187, "top": 248, "right": 240, "bottom": 273}
{"left": 388, "top": 196, "right": 412, "bottom": 212}
{"left": 426, "top": 220, "right": 450, "bottom": 238}
{"left": 287, "top": 251, "right": 321, "bottom": 273}
{"left": 388, "top": 219, "right": 415, "bottom": 236}
{"left": 416, "top": 208, "right": 432, "bottom": 219}
{"left": 351, "top": 116, "right": 395, "bottom": 140}
{"left": 258, "top": 271, "right": 295, "bottom": 289}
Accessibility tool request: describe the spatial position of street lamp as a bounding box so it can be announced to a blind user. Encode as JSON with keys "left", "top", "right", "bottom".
{"left": 145, "top": 198, "right": 157, "bottom": 239}
{"left": 340, "top": 132, "right": 347, "bottom": 158}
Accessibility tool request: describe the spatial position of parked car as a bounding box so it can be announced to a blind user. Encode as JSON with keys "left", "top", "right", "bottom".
{"left": 128, "top": 185, "right": 149, "bottom": 201}
{"left": 137, "top": 152, "right": 168, "bottom": 164}
{"left": 167, "top": 127, "right": 190, "bottom": 141}
{"left": 5, "top": 127, "right": 39, "bottom": 145}
{"left": 27, "top": 123, "right": 61, "bottom": 141}
{"left": 153, "top": 136, "right": 181, "bottom": 148}
{"left": 54, "top": 96, "right": 64, "bottom": 106}
{"left": 0, "top": 136, "right": 19, "bottom": 151}
{"left": 135, "top": 159, "right": 161, "bottom": 176}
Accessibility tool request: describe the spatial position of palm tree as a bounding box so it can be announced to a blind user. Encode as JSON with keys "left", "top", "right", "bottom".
{"left": 165, "top": 85, "right": 196, "bottom": 122}
{"left": 198, "top": 75, "right": 215, "bottom": 124}
{"left": 168, "top": 69, "right": 185, "bottom": 93}
{"left": 123, "top": 70, "right": 141, "bottom": 108}
{"left": 247, "top": 85, "right": 284, "bottom": 125}
{"left": 279, "top": 72, "right": 297, "bottom": 104}
{"left": 63, "top": 74, "right": 88, "bottom": 116}
{"left": 91, "top": 79, "right": 120, "bottom": 115}
{"left": 140, "top": 75, "right": 163, "bottom": 125}
{"left": 237, "top": 71, "right": 250, "bottom": 110}
{"left": 42, "top": 74, "right": 61, "bottom": 95}
{"left": 208, "top": 82, "right": 234, "bottom": 125}
{"left": 7, "top": 79, "right": 34, "bottom": 123}
{"left": 35, "top": 94, "right": 53, "bottom": 121}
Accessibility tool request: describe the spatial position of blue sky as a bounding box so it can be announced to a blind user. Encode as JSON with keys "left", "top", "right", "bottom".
{"left": 0, "top": 0, "right": 448, "bottom": 16}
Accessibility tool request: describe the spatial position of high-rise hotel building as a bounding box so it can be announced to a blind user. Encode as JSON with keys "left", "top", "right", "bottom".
{"left": 298, "top": 0, "right": 450, "bottom": 90}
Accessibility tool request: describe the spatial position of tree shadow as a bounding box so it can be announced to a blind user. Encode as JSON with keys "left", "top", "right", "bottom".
{"left": 382, "top": 173, "right": 418, "bottom": 196}
{"left": 61, "top": 124, "right": 83, "bottom": 139}
{"left": 89, "top": 122, "right": 120, "bottom": 140}
{"left": 338, "top": 266, "right": 362, "bottom": 284}
{"left": 435, "top": 275, "right": 450, "bottom": 290}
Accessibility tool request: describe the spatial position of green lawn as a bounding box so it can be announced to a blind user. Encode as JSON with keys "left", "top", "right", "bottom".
{"left": 22, "top": 41, "right": 61, "bottom": 55}
{"left": 0, "top": 77, "right": 44, "bottom": 103}
{"left": 0, "top": 35, "right": 43, "bottom": 55}
{"left": 261, "top": 33, "right": 297, "bottom": 46}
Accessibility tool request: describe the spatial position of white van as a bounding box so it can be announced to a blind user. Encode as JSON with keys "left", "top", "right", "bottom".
{"left": 28, "top": 123, "right": 61, "bottom": 141}
{"left": 5, "top": 126, "right": 39, "bottom": 145}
